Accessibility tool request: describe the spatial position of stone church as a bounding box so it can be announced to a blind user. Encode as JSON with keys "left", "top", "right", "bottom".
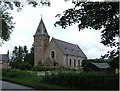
{"left": 33, "top": 18, "right": 87, "bottom": 68}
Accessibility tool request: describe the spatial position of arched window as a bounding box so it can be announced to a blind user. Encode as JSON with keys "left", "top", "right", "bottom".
{"left": 69, "top": 59, "right": 72, "bottom": 67}
{"left": 78, "top": 60, "right": 80, "bottom": 67}
{"left": 74, "top": 59, "right": 76, "bottom": 67}
{"left": 51, "top": 51, "right": 55, "bottom": 58}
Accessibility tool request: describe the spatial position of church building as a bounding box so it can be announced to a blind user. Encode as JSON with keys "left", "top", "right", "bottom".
{"left": 33, "top": 18, "right": 87, "bottom": 68}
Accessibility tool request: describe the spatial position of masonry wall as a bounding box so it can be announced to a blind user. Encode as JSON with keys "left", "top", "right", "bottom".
{"left": 0, "top": 61, "right": 9, "bottom": 69}
{"left": 34, "top": 35, "right": 49, "bottom": 66}
{"left": 64, "top": 55, "right": 85, "bottom": 68}
{"left": 44, "top": 39, "right": 86, "bottom": 67}
{"left": 44, "top": 39, "right": 64, "bottom": 66}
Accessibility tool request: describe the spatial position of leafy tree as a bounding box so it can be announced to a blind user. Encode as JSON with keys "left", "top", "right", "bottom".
{"left": 17, "top": 61, "right": 32, "bottom": 70}
{"left": 0, "top": 1, "right": 23, "bottom": 42}
{"left": 1, "top": 0, "right": 70, "bottom": 42}
{"left": 11, "top": 46, "right": 18, "bottom": 61}
{"left": 10, "top": 45, "right": 34, "bottom": 69}
{"left": 55, "top": 2, "right": 119, "bottom": 47}
{"left": 109, "top": 56, "right": 119, "bottom": 69}
{"left": 55, "top": 2, "right": 119, "bottom": 68}
{"left": 0, "top": 0, "right": 50, "bottom": 42}
{"left": 101, "top": 48, "right": 119, "bottom": 69}
{"left": 24, "top": 45, "right": 34, "bottom": 67}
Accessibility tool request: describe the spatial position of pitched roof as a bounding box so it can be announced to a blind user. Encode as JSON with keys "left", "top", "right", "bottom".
{"left": 91, "top": 62, "right": 110, "bottom": 69}
{"left": 35, "top": 18, "right": 49, "bottom": 36}
{"left": 53, "top": 38, "right": 87, "bottom": 58}
{"left": 0, "top": 54, "right": 9, "bottom": 62}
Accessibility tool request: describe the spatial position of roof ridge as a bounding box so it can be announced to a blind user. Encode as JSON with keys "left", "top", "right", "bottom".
{"left": 53, "top": 38, "right": 78, "bottom": 47}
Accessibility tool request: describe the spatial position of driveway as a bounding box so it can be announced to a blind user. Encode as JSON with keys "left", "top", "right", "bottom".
{"left": 0, "top": 80, "right": 34, "bottom": 90}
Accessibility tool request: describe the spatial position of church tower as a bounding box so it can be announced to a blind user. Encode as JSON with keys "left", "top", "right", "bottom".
{"left": 34, "top": 18, "right": 50, "bottom": 66}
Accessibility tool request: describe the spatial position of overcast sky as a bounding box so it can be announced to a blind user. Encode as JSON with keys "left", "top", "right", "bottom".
{"left": 0, "top": 0, "right": 114, "bottom": 59}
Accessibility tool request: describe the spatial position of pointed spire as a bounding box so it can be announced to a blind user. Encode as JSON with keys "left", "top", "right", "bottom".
{"left": 35, "top": 18, "right": 49, "bottom": 37}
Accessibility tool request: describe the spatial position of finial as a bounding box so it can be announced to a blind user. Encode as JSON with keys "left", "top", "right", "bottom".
{"left": 41, "top": 14, "right": 42, "bottom": 18}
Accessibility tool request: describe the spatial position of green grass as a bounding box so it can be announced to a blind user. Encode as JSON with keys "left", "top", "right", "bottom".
{"left": 2, "top": 68, "right": 119, "bottom": 90}
{"left": 2, "top": 69, "right": 72, "bottom": 89}
{"left": 2, "top": 76, "right": 71, "bottom": 89}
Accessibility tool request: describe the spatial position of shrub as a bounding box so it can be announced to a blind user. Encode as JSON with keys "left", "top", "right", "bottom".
{"left": 10, "top": 61, "right": 32, "bottom": 70}
{"left": 32, "top": 65, "right": 70, "bottom": 71}
{"left": 32, "top": 64, "right": 44, "bottom": 71}
{"left": 18, "top": 62, "right": 32, "bottom": 70}
{"left": 43, "top": 71, "right": 119, "bottom": 89}
{"left": 2, "top": 69, "right": 37, "bottom": 79}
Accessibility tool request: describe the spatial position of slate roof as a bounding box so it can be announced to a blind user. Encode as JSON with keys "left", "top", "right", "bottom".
{"left": 35, "top": 18, "right": 49, "bottom": 37}
{"left": 54, "top": 38, "right": 87, "bottom": 58}
{"left": 91, "top": 62, "right": 110, "bottom": 69}
{"left": 0, "top": 54, "right": 9, "bottom": 62}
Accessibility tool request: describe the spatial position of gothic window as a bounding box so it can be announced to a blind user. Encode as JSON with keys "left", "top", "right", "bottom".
{"left": 51, "top": 51, "right": 55, "bottom": 59}
{"left": 78, "top": 60, "right": 80, "bottom": 67}
{"left": 74, "top": 59, "right": 76, "bottom": 67}
{"left": 69, "top": 59, "right": 72, "bottom": 67}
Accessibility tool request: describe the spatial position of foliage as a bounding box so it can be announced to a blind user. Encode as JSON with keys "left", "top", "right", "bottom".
{"left": 32, "top": 62, "right": 44, "bottom": 71}
{"left": 2, "top": 68, "right": 40, "bottom": 88}
{"left": 24, "top": 45, "right": 34, "bottom": 67}
{"left": 32, "top": 65, "right": 72, "bottom": 71}
{"left": 101, "top": 48, "right": 119, "bottom": 69}
{"left": 11, "top": 46, "right": 27, "bottom": 62}
{"left": 2, "top": 68, "right": 118, "bottom": 90}
{"left": 0, "top": 1, "right": 22, "bottom": 42}
{"left": 18, "top": 62, "right": 32, "bottom": 70}
{"left": 10, "top": 61, "right": 31, "bottom": 70}
{"left": 82, "top": 58, "right": 104, "bottom": 67}
{"left": 109, "top": 56, "right": 119, "bottom": 69}
{"left": 55, "top": 2, "right": 119, "bottom": 67}
{"left": 55, "top": 2, "right": 119, "bottom": 47}
{"left": 43, "top": 71, "right": 119, "bottom": 89}
{"left": 1, "top": 11, "right": 14, "bottom": 42}
{"left": 0, "top": 0, "right": 50, "bottom": 42}
{"left": 2, "top": 68, "right": 69, "bottom": 89}
{"left": 10, "top": 45, "right": 34, "bottom": 70}
{"left": 2, "top": 68, "right": 36, "bottom": 78}
{"left": 101, "top": 48, "right": 119, "bottom": 59}
{"left": 82, "top": 56, "right": 119, "bottom": 70}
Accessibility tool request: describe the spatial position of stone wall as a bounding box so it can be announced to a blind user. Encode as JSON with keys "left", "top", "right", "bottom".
{"left": 44, "top": 38, "right": 85, "bottom": 68}
{"left": 64, "top": 55, "right": 84, "bottom": 68}
{"left": 0, "top": 61, "right": 9, "bottom": 69}
{"left": 34, "top": 35, "right": 49, "bottom": 66}
{"left": 44, "top": 38, "right": 64, "bottom": 66}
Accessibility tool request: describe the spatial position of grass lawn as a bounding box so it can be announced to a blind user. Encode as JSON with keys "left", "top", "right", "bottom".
{"left": 2, "top": 69, "right": 73, "bottom": 89}
{"left": 2, "top": 68, "right": 119, "bottom": 90}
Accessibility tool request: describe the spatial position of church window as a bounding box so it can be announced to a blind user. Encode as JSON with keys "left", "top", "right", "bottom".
{"left": 78, "top": 60, "right": 80, "bottom": 67}
{"left": 74, "top": 59, "right": 76, "bottom": 67}
{"left": 69, "top": 59, "right": 72, "bottom": 67}
{"left": 51, "top": 51, "right": 55, "bottom": 58}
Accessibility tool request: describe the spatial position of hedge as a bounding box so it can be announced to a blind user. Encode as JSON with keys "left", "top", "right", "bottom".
{"left": 43, "top": 71, "right": 119, "bottom": 90}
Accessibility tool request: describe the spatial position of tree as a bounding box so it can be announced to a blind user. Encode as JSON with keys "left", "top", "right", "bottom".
{"left": 10, "top": 45, "right": 34, "bottom": 69}
{"left": 101, "top": 48, "right": 119, "bottom": 69}
{"left": 55, "top": 2, "right": 119, "bottom": 67}
{"left": 0, "top": 1, "right": 23, "bottom": 42}
{"left": 24, "top": 45, "right": 34, "bottom": 67}
{"left": 0, "top": 0, "right": 50, "bottom": 42}
{"left": 55, "top": 2, "right": 119, "bottom": 47}
{"left": 1, "top": 0, "right": 71, "bottom": 42}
